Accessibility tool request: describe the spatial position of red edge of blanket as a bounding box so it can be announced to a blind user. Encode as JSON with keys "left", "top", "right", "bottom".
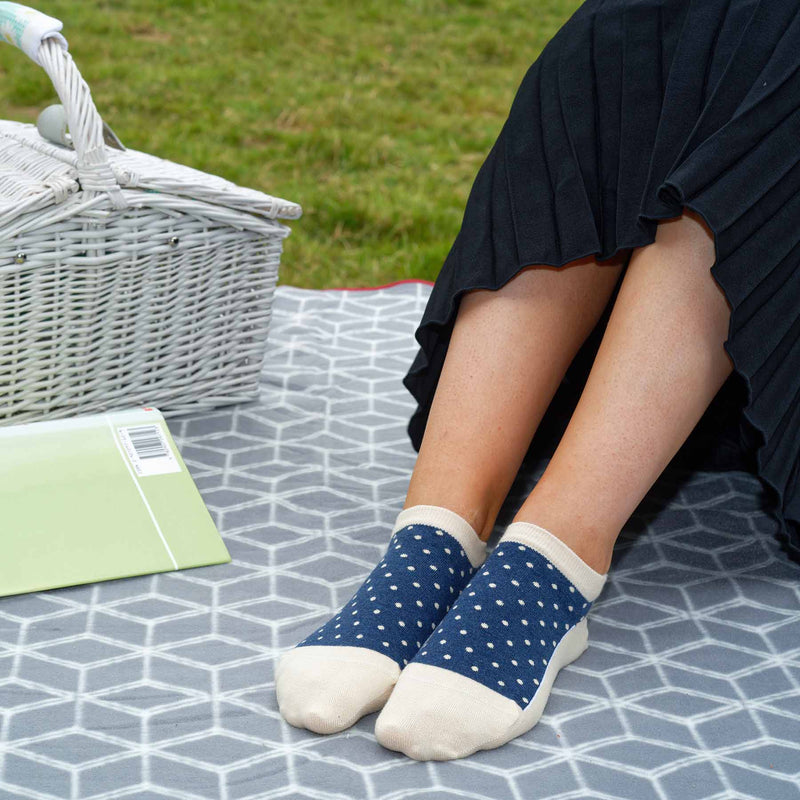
{"left": 279, "top": 278, "right": 435, "bottom": 291}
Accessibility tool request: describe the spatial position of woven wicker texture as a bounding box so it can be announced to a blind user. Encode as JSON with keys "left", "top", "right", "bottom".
{"left": 0, "top": 33, "right": 301, "bottom": 423}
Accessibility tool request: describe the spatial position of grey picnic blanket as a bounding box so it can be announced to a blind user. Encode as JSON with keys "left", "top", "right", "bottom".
{"left": 1, "top": 282, "right": 798, "bottom": 800}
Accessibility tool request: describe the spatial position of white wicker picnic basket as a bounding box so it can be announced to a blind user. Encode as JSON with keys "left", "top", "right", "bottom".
{"left": 0, "top": 3, "right": 301, "bottom": 424}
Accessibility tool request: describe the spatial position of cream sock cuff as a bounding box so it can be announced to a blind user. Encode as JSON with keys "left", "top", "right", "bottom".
{"left": 393, "top": 504, "right": 487, "bottom": 569}
{"left": 500, "top": 520, "right": 607, "bottom": 602}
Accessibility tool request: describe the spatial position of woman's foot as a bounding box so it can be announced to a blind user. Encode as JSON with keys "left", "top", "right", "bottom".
{"left": 374, "top": 520, "right": 607, "bottom": 760}
{"left": 275, "top": 505, "right": 486, "bottom": 733}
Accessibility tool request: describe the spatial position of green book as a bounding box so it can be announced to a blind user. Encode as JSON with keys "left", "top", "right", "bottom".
{"left": 0, "top": 406, "right": 231, "bottom": 597}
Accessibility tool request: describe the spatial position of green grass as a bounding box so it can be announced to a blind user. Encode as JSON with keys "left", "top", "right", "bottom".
{"left": 0, "top": 0, "right": 579, "bottom": 288}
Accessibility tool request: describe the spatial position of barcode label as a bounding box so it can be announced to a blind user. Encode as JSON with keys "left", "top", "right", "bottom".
{"left": 118, "top": 424, "right": 181, "bottom": 477}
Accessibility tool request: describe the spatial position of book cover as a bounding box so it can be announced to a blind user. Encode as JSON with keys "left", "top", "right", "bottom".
{"left": 0, "top": 406, "right": 231, "bottom": 597}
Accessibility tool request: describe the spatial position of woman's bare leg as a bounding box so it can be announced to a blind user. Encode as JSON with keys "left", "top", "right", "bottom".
{"left": 404, "top": 252, "right": 628, "bottom": 539}
{"left": 514, "top": 208, "right": 733, "bottom": 573}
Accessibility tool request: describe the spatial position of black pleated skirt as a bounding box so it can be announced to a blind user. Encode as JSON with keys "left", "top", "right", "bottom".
{"left": 402, "top": 0, "right": 800, "bottom": 563}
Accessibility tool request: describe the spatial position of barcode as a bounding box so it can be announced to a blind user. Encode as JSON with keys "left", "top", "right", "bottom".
{"left": 127, "top": 426, "right": 167, "bottom": 460}
{"left": 117, "top": 424, "right": 181, "bottom": 477}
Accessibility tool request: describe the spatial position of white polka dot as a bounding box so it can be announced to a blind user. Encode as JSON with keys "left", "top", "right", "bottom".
{"left": 501, "top": 620, "right": 509, "bottom": 627}
{"left": 506, "top": 639, "right": 513, "bottom": 646}
{"left": 489, "top": 583, "right": 497, "bottom": 588}
{"left": 407, "top": 566, "right": 415, "bottom": 571}
{"left": 524, "top": 639, "right": 530, "bottom": 646}
{"left": 400, "top": 553, "right": 408, "bottom": 558}
{"left": 417, "top": 621, "right": 423, "bottom": 627}
{"left": 487, "top": 642, "right": 494, "bottom": 648}
{"left": 414, "top": 534, "right": 422, "bottom": 540}
{"left": 533, "top": 581, "right": 540, "bottom": 588}
{"left": 498, "top": 681, "right": 505, "bottom": 686}
{"left": 543, "top": 658, "right": 548, "bottom": 665}
{"left": 378, "top": 625, "right": 385, "bottom": 630}
{"left": 373, "top": 609, "right": 381, "bottom": 615}
{"left": 518, "top": 599, "right": 526, "bottom": 606}
{"left": 534, "top": 678, "right": 540, "bottom": 685}
{"left": 540, "top": 639, "right": 546, "bottom": 646}
{"left": 471, "top": 666, "right": 479, "bottom": 672}
{"left": 444, "top": 654, "right": 451, "bottom": 660}
{"left": 547, "top": 563, "right": 553, "bottom": 570}
{"left": 370, "top": 596, "right": 377, "bottom": 601}
{"left": 430, "top": 565, "right": 438, "bottom": 571}
{"left": 496, "top": 599, "right": 505, "bottom": 607}
{"left": 518, "top": 545, "right": 525, "bottom": 551}
{"left": 526, "top": 562, "right": 534, "bottom": 569}
{"left": 516, "top": 678, "right": 524, "bottom": 685}
{"left": 423, "top": 549, "right": 430, "bottom": 554}
{"left": 553, "top": 603, "right": 559, "bottom": 610}
{"left": 401, "top": 640, "right": 408, "bottom": 646}
{"left": 434, "top": 583, "right": 441, "bottom": 589}
{"left": 465, "top": 646, "right": 474, "bottom": 653}
{"left": 538, "top": 601, "right": 544, "bottom": 608}
{"left": 521, "top": 619, "right": 529, "bottom": 626}
{"left": 382, "top": 641, "right": 389, "bottom": 647}
{"left": 497, "top": 551, "right": 504, "bottom": 556}
{"left": 568, "top": 606, "right": 573, "bottom": 612}
{"left": 416, "top": 600, "right": 423, "bottom": 607}
{"left": 395, "top": 602, "right": 402, "bottom": 608}
{"left": 354, "top": 621, "right": 359, "bottom": 626}
{"left": 460, "top": 629, "right": 468, "bottom": 635}
{"left": 511, "top": 659, "right": 518, "bottom": 666}
{"left": 522, "top": 697, "right": 529, "bottom": 704}
{"left": 384, "top": 572, "right": 392, "bottom": 577}
{"left": 565, "top": 623, "right": 570, "bottom": 629}
{"left": 540, "top": 620, "right": 546, "bottom": 627}
{"left": 569, "top": 586, "right": 575, "bottom": 593}
{"left": 335, "top": 634, "right": 341, "bottom": 639}
{"left": 455, "top": 615, "right": 462, "bottom": 620}
{"left": 528, "top": 659, "right": 535, "bottom": 665}
{"left": 503, "top": 564, "right": 511, "bottom": 570}
{"left": 357, "top": 634, "right": 363, "bottom": 639}
{"left": 403, "top": 658, "right": 408, "bottom": 665}
{"left": 436, "top": 530, "right": 444, "bottom": 536}
{"left": 448, "top": 567, "right": 454, "bottom": 574}
{"left": 398, "top": 621, "right": 405, "bottom": 627}
{"left": 551, "top": 583, "right": 558, "bottom": 590}
{"left": 481, "top": 622, "right": 489, "bottom": 629}
{"left": 511, "top": 580, "right": 520, "bottom": 587}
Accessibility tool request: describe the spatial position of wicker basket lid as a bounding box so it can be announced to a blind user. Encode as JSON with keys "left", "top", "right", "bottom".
{"left": 0, "top": 119, "right": 302, "bottom": 226}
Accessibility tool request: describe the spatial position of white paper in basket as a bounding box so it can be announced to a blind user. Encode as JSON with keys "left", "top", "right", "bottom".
{"left": 0, "top": 2, "right": 67, "bottom": 65}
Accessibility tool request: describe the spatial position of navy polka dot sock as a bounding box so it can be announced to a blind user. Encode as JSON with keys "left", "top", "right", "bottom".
{"left": 276, "top": 505, "right": 486, "bottom": 734}
{"left": 375, "top": 520, "right": 607, "bottom": 759}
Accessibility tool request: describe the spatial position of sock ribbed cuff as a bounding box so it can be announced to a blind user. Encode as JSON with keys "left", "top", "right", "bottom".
{"left": 393, "top": 505, "right": 486, "bottom": 568}
{"left": 499, "top": 521, "right": 607, "bottom": 602}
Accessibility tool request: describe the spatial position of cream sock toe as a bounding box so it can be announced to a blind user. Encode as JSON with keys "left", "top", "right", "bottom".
{"left": 374, "top": 661, "right": 520, "bottom": 760}
{"left": 276, "top": 646, "right": 400, "bottom": 734}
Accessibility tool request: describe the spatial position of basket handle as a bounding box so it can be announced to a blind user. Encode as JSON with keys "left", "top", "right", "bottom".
{"left": 0, "top": 2, "right": 127, "bottom": 208}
